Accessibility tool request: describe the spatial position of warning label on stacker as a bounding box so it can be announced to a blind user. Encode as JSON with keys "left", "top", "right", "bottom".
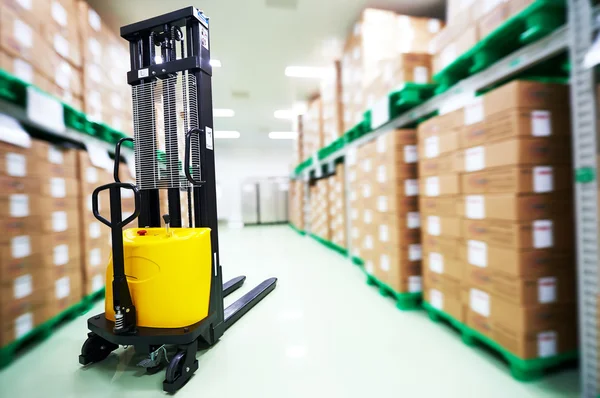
{"left": 201, "top": 27, "right": 209, "bottom": 50}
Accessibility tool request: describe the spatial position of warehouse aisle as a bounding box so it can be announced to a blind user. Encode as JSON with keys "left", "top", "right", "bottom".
{"left": 0, "top": 226, "right": 580, "bottom": 398}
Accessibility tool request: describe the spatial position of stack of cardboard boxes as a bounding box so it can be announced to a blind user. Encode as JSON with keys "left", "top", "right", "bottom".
{"left": 0, "top": 139, "right": 82, "bottom": 347}
{"left": 310, "top": 179, "right": 330, "bottom": 241}
{"left": 320, "top": 61, "right": 344, "bottom": 146}
{"left": 302, "top": 97, "right": 323, "bottom": 162}
{"left": 327, "top": 164, "right": 346, "bottom": 249}
{"left": 346, "top": 145, "right": 363, "bottom": 260}
{"left": 457, "top": 80, "right": 577, "bottom": 359}
{"left": 418, "top": 110, "right": 464, "bottom": 321}
{"left": 341, "top": 9, "right": 442, "bottom": 129}
{"left": 293, "top": 115, "right": 304, "bottom": 167}
{"left": 289, "top": 179, "right": 305, "bottom": 231}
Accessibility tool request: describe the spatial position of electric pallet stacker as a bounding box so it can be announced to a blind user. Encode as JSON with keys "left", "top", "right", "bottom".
{"left": 78, "top": 7, "right": 278, "bottom": 393}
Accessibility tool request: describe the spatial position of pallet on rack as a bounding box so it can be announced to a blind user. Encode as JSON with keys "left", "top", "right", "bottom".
{"left": 351, "top": 256, "right": 364, "bottom": 266}
{"left": 294, "top": 157, "right": 313, "bottom": 176}
{"left": 0, "top": 69, "right": 27, "bottom": 107}
{"left": 364, "top": 273, "right": 421, "bottom": 310}
{"left": 422, "top": 302, "right": 578, "bottom": 381}
{"left": 309, "top": 234, "right": 348, "bottom": 257}
{"left": 64, "top": 104, "right": 94, "bottom": 136}
{"left": 433, "top": 0, "right": 566, "bottom": 94}
{"left": 343, "top": 120, "right": 368, "bottom": 144}
{"left": 317, "top": 136, "right": 345, "bottom": 160}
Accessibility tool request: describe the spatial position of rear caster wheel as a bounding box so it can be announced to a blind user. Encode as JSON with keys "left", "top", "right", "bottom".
{"left": 79, "top": 333, "right": 118, "bottom": 365}
{"left": 163, "top": 341, "right": 198, "bottom": 393}
{"left": 165, "top": 351, "right": 186, "bottom": 383}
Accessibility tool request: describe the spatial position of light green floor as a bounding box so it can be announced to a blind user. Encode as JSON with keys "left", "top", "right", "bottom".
{"left": 0, "top": 226, "right": 580, "bottom": 397}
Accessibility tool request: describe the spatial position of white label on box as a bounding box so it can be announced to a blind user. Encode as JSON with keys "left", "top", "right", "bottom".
{"left": 349, "top": 170, "right": 357, "bottom": 182}
{"left": 377, "top": 165, "right": 386, "bottom": 183}
{"left": 15, "top": 312, "right": 33, "bottom": 339}
{"left": 27, "top": 87, "right": 66, "bottom": 134}
{"left": 413, "top": 66, "right": 429, "bottom": 84}
{"left": 89, "top": 222, "right": 101, "bottom": 239}
{"left": 89, "top": 37, "right": 102, "bottom": 59}
{"left": 470, "top": 288, "right": 490, "bottom": 317}
{"left": 404, "top": 145, "right": 418, "bottom": 163}
{"left": 379, "top": 225, "right": 389, "bottom": 242}
{"left": 429, "top": 252, "right": 444, "bottom": 274}
{"left": 380, "top": 254, "right": 390, "bottom": 272}
{"left": 365, "top": 261, "right": 374, "bottom": 275}
{"left": 14, "top": 20, "right": 33, "bottom": 48}
{"left": 362, "top": 159, "right": 372, "bottom": 173}
{"left": 464, "top": 97, "right": 484, "bottom": 125}
{"left": 10, "top": 194, "right": 29, "bottom": 217}
{"left": 347, "top": 148, "right": 357, "bottom": 165}
{"left": 364, "top": 210, "right": 373, "bottom": 224}
{"left": 14, "top": 274, "right": 32, "bottom": 299}
{"left": 362, "top": 184, "right": 372, "bottom": 198}
{"left": 408, "top": 276, "right": 422, "bottom": 293}
{"left": 533, "top": 220, "right": 554, "bottom": 248}
{"left": 50, "top": 178, "right": 66, "bottom": 198}
{"left": 7, "top": 153, "right": 26, "bottom": 176}
{"left": 52, "top": 2, "right": 68, "bottom": 26}
{"left": 404, "top": 179, "right": 419, "bottom": 196}
{"left": 377, "top": 196, "right": 388, "bottom": 212}
{"left": 375, "top": 135, "right": 387, "bottom": 153}
{"left": 54, "top": 34, "right": 70, "bottom": 58}
{"left": 92, "top": 274, "right": 104, "bottom": 292}
{"left": 409, "top": 244, "right": 422, "bottom": 261}
{"left": 364, "top": 235, "right": 373, "bottom": 250}
{"left": 428, "top": 216, "right": 441, "bottom": 236}
{"left": 533, "top": 166, "right": 554, "bottom": 193}
{"left": 468, "top": 240, "right": 488, "bottom": 268}
{"left": 538, "top": 277, "right": 557, "bottom": 303}
{"left": 371, "top": 97, "right": 389, "bottom": 129}
{"left": 430, "top": 289, "right": 444, "bottom": 310}
{"left": 531, "top": 110, "right": 552, "bottom": 137}
{"left": 537, "top": 331, "right": 557, "bottom": 358}
{"left": 465, "top": 146, "right": 485, "bottom": 172}
{"left": 12, "top": 236, "right": 31, "bottom": 258}
{"left": 425, "top": 136, "right": 439, "bottom": 158}
{"left": 52, "top": 211, "right": 68, "bottom": 232}
{"left": 466, "top": 195, "right": 486, "bottom": 220}
{"left": 351, "top": 209, "right": 358, "bottom": 221}
{"left": 86, "top": 167, "right": 99, "bottom": 184}
{"left": 428, "top": 19, "right": 442, "bottom": 33}
{"left": 53, "top": 244, "right": 69, "bottom": 266}
{"left": 90, "top": 248, "right": 102, "bottom": 267}
{"left": 426, "top": 176, "right": 440, "bottom": 197}
{"left": 48, "top": 145, "right": 64, "bottom": 164}
{"left": 17, "top": 0, "right": 32, "bottom": 10}
{"left": 407, "top": 212, "right": 421, "bottom": 229}
{"left": 88, "top": 9, "right": 102, "bottom": 31}
{"left": 352, "top": 227, "right": 359, "bottom": 239}
{"left": 13, "top": 59, "right": 33, "bottom": 84}
{"left": 55, "top": 61, "right": 71, "bottom": 90}
{"left": 55, "top": 276, "right": 70, "bottom": 299}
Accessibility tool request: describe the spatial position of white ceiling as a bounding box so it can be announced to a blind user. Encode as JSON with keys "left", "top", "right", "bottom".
{"left": 88, "top": 0, "right": 444, "bottom": 149}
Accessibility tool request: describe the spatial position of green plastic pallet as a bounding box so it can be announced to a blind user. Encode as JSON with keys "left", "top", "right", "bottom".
{"left": 364, "top": 83, "right": 438, "bottom": 132}
{"left": 294, "top": 157, "right": 313, "bottom": 176}
{"left": 343, "top": 120, "right": 367, "bottom": 144}
{"left": 317, "top": 136, "right": 345, "bottom": 161}
{"left": 433, "top": 0, "right": 566, "bottom": 94}
{"left": 0, "top": 69, "right": 28, "bottom": 107}
{"left": 352, "top": 256, "right": 364, "bottom": 266}
{"left": 422, "top": 302, "right": 578, "bottom": 381}
{"left": 63, "top": 104, "right": 94, "bottom": 136}
{"left": 309, "top": 234, "right": 348, "bottom": 257}
{"left": 288, "top": 223, "right": 306, "bottom": 236}
{"left": 364, "top": 274, "right": 422, "bottom": 311}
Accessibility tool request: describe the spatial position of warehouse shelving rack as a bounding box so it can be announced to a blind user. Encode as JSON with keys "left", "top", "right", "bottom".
{"left": 291, "top": 1, "right": 600, "bottom": 395}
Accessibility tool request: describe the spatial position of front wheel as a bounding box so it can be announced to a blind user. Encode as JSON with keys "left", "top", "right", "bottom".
{"left": 79, "top": 333, "right": 118, "bottom": 365}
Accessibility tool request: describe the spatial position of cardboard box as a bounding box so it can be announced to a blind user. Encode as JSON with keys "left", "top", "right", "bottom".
{"left": 375, "top": 214, "right": 421, "bottom": 245}
{"left": 424, "top": 215, "right": 461, "bottom": 238}
{"left": 43, "top": 271, "right": 83, "bottom": 319}
{"left": 0, "top": 51, "right": 52, "bottom": 91}
{"left": 461, "top": 107, "right": 571, "bottom": 148}
{"left": 423, "top": 249, "right": 463, "bottom": 281}
{"left": 0, "top": 304, "right": 47, "bottom": 346}
{"left": 462, "top": 217, "right": 574, "bottom": 250}
{"left": 424, "top": 286, "right": 465, "bottom": 322}
{"left": 418, "top": 153, "right": 457, "bottom": 177}
{"left": 478, "top": 1, "right": 510, "bottom": 39}
{"left": 461, "top": 165, "right": 572, "bottom": 194}
{"left": 419, "top": 196, "right": 460, "bottom": 217}
{"left": 1, "top": 0, "right": 45, "bottom": 27}
{"left": 458, "top": 193, "right": 572, "bottom": 221}
{"left": 83, "top": 270, "right": 105, "bottom": 296}
{"left": 0, "top": 8, "right": 47, "bottom": 70}
{"left": 456, "top": 138, "right": 571, "bottom": 173}
{"left": 422, "top": 234, "right": 462, "bottom": 259}
{"left": 418, "top": 130, "right": 460, "bottom": 159}
{"left": 373, "top": 244, "right": 422, "bottom": 294}
{"left": 417, "top": 109, "right": 464, "bottom": 138}
{"left": 374, "top": 129, "right": 418, "bottom": 156}
{"left": 30, "top": 139, "right": 77, "bottom": 169}
{"left": 420, "top": 174, "right": 460, "bottom": 197}
{"left": 45, "top": 50, "right": 82, "bottom": 97}
{"left": 423, "top": 270, "right": 461, "bottom": 298}
{"left": 0, "top": 253, "right": 43, "bottom": 284}
{"left": 373, "top": 193, "right": 419, "bottom": 214}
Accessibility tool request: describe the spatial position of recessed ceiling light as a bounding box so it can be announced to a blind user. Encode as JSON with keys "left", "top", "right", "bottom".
{"left": 215, "top": 130, "right": 240, "bottom": 139}
{"left": 274, "top": 110, "right": 294, "bottom": 119}
{"left": 210, "top": 59, "right": 222, "bottom": 67}
{"left": 213, "top": 109, "right": 235, "bottom": 117}
{"left": 269, "top": 131, "right": 297, "bottom": 140}
{"left": 284, "top": 66, "right": 328, "bottom": 78}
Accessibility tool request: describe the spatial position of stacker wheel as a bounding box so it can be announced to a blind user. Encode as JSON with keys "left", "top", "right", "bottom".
{"left": 79, "top": 333, "right": 118, "bottom": 365}
{"left": 165, "top": 351, "right": 186, "bottom": 383}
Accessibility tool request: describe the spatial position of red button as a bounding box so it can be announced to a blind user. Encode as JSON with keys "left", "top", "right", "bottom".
{"left": 137, "top": 230, "right": 147, "bottom": 236}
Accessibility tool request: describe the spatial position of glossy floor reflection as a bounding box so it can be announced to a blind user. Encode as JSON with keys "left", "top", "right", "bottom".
{"left": 0, "top": 225, "right": 580, "bottom": 398}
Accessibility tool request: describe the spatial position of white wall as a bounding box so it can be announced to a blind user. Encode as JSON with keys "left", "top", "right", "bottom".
{"left": 214, "top": 140, "right": 293, "bottom": 225}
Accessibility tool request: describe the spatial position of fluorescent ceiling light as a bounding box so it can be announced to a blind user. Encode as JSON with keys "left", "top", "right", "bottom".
{"left": 274, "top": 110, "right": 294, "bottom": 119}
{"left": 285, "top": 66, "right": 328, "bottom": 78}
{"left": 214, "top": 130, "right": 240, "bottom": 139}
{"left": 210, "top": 59, "right": 222, "bottom": 67}
{"left": 269, "top": 131, "right": 297, "bottom": 140}
{"left": 213, "top": 108, "right": 235, "bottom": 117}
